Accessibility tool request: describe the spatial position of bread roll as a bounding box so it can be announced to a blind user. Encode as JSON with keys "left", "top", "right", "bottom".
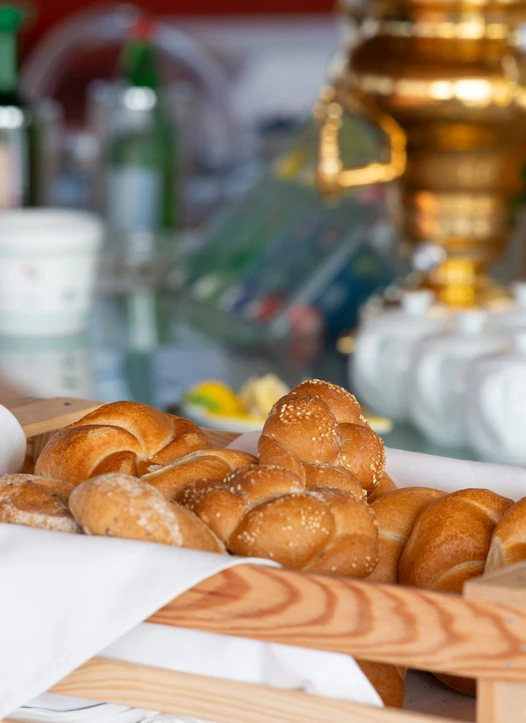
{"left": 259, "top": 380, "right": 385, "bottom": 495}
{"left": 433, "top": 673, "right": 476, "bottom": 697}
{"left": 69, "top": 473, "right": 225, "bottom": 553}
{"left": 399, "top": 489, "right": 513, "bottom": 593}
{"left": 367, "top": 473, "right": 397, "bottom": 503}
{"left": 292, "top": 379, "right": 369, "bottom": 426}
{"left": 181, "top": 464, "right": 379, "bottom": 576}
{"left": 486, "top": 497, "right": 526, "bottom": 574}
{"left": 367, "top": 487, "right": 445, "bottom": 584}
{"left": 35, "top": 401, "right": 211, "bottom": 485}
{"left": 143, "top": 449, "right": 257, "bottom": 500}
{"left": 356, "top": 660, "right": 405, "bottom": 708}
{"left": 0, "top": 473, "right": 78, "bottom": 533}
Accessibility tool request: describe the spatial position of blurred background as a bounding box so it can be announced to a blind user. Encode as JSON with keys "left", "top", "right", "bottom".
{"left": 4, "top": 0, "right": 526, "bottom": 465}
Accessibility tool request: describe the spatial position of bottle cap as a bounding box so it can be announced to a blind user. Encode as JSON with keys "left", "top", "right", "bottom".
{"left": 401, "top": 289, "right": 434, "bottom": 316}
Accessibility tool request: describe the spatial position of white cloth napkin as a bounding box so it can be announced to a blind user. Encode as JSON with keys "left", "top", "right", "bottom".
{"left": 0, "top": 403, "right": 26, "bottom": 474}
{"left": 6, "top": 425, "right": 526, "bottom": 723}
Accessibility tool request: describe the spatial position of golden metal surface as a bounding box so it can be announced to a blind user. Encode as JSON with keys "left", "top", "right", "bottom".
{"left": 319, "top": 0, "right": 526, "bottom": 306}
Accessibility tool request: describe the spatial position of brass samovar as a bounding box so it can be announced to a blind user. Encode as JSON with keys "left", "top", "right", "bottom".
{"left": 317, "top": 1, "right": 526, "bottom": 307}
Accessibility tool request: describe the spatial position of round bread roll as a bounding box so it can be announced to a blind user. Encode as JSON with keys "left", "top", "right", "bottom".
{"left": 0, "top": 473, "right": 78, "bottom": 533}
{"left": 143, "top": 448, "right": 257, "bottom": 501}
{"left": 259, "top": 380, "right": 385, "bottom": 495}
{"left": 35, "top": 401, "right": 211, "bottom": 485}
{"left": 69, "top": 473, "right": 225, "bottom": 553}
{"left": 367, "top": 473, "right": 398, "bottom": 504}
{"left": 399, "top": 488, "right": 513, "bottom": 699}
{"left": 399, "top": 489, "right": 513, "bottom": 593}
{"left": 367, "top": 487, "right": 445, "bottom": 584}
{"left": 356, "top": 660, "right": 405, "bottom": 708}
{"left": 180, "top": 464, "right": 378, "bottom": 576}
{"left": 338, "top": 423, "right": 385, "bottom": 495}
{"left": 485, "top": 497, "right": 526, "bottom": 574}
{"left": 292, "top": 379, "right": 369, "bottom": 426}
{"left": 304, "top": 463, "right": 366, "bottom": 500}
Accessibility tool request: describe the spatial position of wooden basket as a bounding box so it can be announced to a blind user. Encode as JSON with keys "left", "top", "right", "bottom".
{"left": 5, "top": 396, "right": 526, "bottom": 723}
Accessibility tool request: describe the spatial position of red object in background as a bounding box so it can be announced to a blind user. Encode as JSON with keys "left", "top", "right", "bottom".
{"left": 23, "top": 0, "right": 334, "bottom": 58}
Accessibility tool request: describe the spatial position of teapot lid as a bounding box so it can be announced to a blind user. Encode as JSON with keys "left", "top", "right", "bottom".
{"left": 401, "top": 289, "right": 434, "bottom": 316}
{"left": 455, "top": 310, "right": 487, "bottom": 334}
{"left": 512, "top": 281, "right": 526, "bottom": 308}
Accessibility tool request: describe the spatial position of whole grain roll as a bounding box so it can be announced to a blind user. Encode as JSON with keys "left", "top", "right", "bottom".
{"left": 486, "top": 497, "right": 526, "bottom": 574}
{"left": 69, "top": 473, "right": 225, "bottom": 553}
{"left": 367, "top": 487, "right": 445, "bottom": 584}
{"left": 399, "top": 488, "right": 513, "bottom": 593}
{"left": 0, "top": 473, "right": 78, "bottom": 533}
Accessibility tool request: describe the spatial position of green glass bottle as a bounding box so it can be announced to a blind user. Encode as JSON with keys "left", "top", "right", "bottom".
{"left": 0, "top": 4, "right": 37, "bottom": 208}
{"left": 106, "top": 17, "right": 178, "bottom": 259}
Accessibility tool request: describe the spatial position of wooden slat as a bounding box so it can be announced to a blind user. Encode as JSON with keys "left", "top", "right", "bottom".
{"left": 46, "top": 658, "right": 456, "bottom": 723}
{"left": 465, "top": 565, "right": 526, "bottom": 723}
{"left": 204, "top": 428, "right": 239, "bottom": 448}
{"left": 147, "top": 563, "right": 526, "bottom": 683}
{"left": 8, "top": 398, "right": 102, "bottom": 438}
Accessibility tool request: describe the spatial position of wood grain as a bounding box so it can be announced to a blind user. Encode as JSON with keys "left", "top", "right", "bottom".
{"left": 203, "top": 428, "right": 239, "bottom": 448}
{"left": 8, "top": 397, "right": 102, "bottom": 438}
{"left": 465, "top": 563, "right": 526, "bottom": 610}
{"left": 147, "top": 563, "right": 526, "bottom": 683}
{"left": 48, "top": 658, "right": 456, "bottom": 723}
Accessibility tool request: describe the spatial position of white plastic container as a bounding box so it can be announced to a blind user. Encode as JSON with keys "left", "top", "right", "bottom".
{"left": 409, "top": 310, "right": 511, "bottom": 448}
{"left": 350, "top": 290, "right": 449, "bottom": 422}
{"left": 0, "top": 209, "right": 103, "bottom": 336}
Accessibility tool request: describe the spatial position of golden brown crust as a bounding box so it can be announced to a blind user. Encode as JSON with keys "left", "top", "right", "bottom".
{"left": 262, "top": 392, "right": 342, "bottom": 465}
{"left": 433, "top": 673, "right": 476, "bottom": 697}
{"left": 180, "top": 464, "right": 378, "bottom": 576}
{"left": 143, "top": 449, "right": 257, "bottom": 501}
{"left": 337, "top": 423, "right": 385, "bottom": 494}
{"left": 34, "top": 401, "right": 211, "bottom": 485}
{"left": 486, "top": 497, "right": 526, "bottom": 574}
{"left": 0, "top": 473, "right": 78, "bottom": 533}
{"left": 356, "top": 660, "right": 405, "bottom": 708}
{"left": 304, "top": 463, "right": 366, "bottom": 501}
{"left": 367, "top": 487, "right": 445, "bottom": 584}
{"left": 367, "top": 473, "right": 398, "bottom": 504}
{"left": 399, "top": 489, "right": 513, "bottom": 593}
{"left": 69, "top": 473, "right": 225, "bottom": 553}
{"left": 292, "top": 379, "right": 369, "bottom": 426}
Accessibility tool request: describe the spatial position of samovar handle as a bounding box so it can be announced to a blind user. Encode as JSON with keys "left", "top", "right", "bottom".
{"left": 315, "top": 83, "right": 407, "bottom": 196}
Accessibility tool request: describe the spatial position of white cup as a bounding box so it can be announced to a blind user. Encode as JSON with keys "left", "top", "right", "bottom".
{"left": 0, "top": 209, "right": 103, "bottom": 336}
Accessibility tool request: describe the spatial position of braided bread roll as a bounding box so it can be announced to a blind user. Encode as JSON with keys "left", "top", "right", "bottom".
{"left": 143, "top": 449, "right": 257, "bottom": 500}
{"left": 259, "top": 380, "right": 385, "bottom": 495}
{"left": 398, "top": 488, "right": 513, "bottom": 698}
{"left": 69, "top": 473, "right": 225, "bottom": 553}
{"left": 0, "top": 473, "right": 78, "bottom": 533}
{"left": 367, "top": 487, "right": 445, "bottom": 584}
{"left": 179, "top": 463, "right": 378, "bottom": 576}
{"left": 35, "top": 401, "right": 212, "bottom": 485}
{"left": 367, "top": 473, "right": 398, "bottom": 504}
{"left": 486, "top": 497, "right": 526, "bottom": 574}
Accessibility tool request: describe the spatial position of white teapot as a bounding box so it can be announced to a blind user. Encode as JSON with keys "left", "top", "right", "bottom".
{"left": 465, "top": 331, "right": 526, "bottom": 465}
{"left": 487, "top": 281, "right": 526, "bottom": 333}
{"left": 409, "top": 311, "right": 511, "bottom": 448}
{"left": 350, "top": 290, "right": 449, "bottom": 422}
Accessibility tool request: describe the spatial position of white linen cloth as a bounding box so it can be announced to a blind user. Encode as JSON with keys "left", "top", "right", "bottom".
{"left": 4, "top": 426, "right": 526, "bottom": 723}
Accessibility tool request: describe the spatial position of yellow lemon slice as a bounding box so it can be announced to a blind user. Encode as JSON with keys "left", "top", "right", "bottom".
{"left": 184, "top": 381, "right": 246, "bottom": 416}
